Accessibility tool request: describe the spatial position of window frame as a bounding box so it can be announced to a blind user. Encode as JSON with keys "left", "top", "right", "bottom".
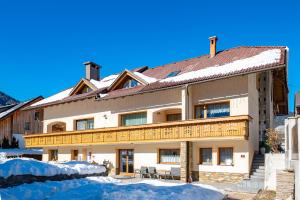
{"left": 122, "top": 79, "right": 139, "bottom": 89}
{"left": 71, "top": 149, "right": 79, "bottom": 161}
{"left": 24, "top": 122, "right": 31, "bottom": 131}
{"left": 166, "top": 113, "right": 182, "bottom": 122}
{"left": 199, "top": 148, "right": 213, "bottom": 165}
{"left": 158, "top": 148, "right": 180, "bottom": 164}
{"left": 48, "top": 149, "right": 58, "bottom": 161}
{"left": 218, "top": 147, "right": 234, "bottom": 166}
{"left": 74, "top": 118, "right": 94, "bottom": 131}
{"left": 120, "top": 112, "right": 147, "bottom": 126}
{"left": 194, "top": 101, "right": 230, "bottom": 119}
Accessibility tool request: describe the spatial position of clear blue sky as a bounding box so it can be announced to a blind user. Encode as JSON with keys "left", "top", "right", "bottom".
{"left": 0, "top": 0, "right": 299, "bottom": 111}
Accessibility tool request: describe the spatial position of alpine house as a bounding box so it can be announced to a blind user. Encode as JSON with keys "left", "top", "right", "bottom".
{"left": 24, "top": 36, "right": 289, "bottom": 182}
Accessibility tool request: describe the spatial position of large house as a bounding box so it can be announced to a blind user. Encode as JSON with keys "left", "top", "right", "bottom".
{"left": 24, "top": 37, "right": 289, "bottom": 182}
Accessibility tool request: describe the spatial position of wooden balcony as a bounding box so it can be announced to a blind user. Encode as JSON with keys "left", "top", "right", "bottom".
{"left": 24, "top": 115, "right": 250, "bottom": 148}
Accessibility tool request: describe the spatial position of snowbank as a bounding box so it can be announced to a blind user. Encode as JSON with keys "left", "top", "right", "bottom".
{"left": 0, "top": 148, "right": 42, "bottom": 157}
{"left": 0, "top": 177, "right": 225, "bottom": 200}
{"left": 0, "top": 158, "right": 106, "bottom": 178}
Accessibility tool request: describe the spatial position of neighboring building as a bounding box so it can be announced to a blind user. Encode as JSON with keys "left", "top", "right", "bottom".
{"left": 24, "top": 37, "right": 288, "bottom": 182}
{"left": 0, "top": 96, "right": 44, "bottom": 148}
{"left": 283, "top": 92, "right": 300, "bottom": 200}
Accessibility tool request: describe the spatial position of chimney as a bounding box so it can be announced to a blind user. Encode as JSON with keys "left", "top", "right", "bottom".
{"left": 84, "top": 61, "right": 101, "bottom": 80}
{"left": 209, "top": 36, "right": 218, "bottom": 58}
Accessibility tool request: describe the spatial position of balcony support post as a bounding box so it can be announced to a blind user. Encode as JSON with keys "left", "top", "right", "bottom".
{"left": 180, "top": 141, "right": 193, "bottom": 182}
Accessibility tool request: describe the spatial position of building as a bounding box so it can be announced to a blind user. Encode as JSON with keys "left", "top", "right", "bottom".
{"left": 0, "top": 96, "right": 44, "bottom": 148}
{"left": 24, "top": 37, "right": 288, "bottom": 182}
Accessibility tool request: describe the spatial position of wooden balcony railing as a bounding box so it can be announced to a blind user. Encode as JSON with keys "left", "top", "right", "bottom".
{"left": 24, "top": 115, "right": 250, "bottom": 148}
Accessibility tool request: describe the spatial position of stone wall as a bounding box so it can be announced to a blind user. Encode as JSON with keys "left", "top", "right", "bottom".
{"left": 276, "top": 170, "right": 295, "bottom": 200}
{"left": 198, "top": 172, "right": 248, "bottom": 183}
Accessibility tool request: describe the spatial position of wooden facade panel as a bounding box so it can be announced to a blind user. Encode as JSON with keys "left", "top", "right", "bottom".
{"left": 24, "top": 116, "right": 250, "bottom": 148}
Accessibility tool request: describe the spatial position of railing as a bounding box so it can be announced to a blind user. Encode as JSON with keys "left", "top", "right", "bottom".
{"left": 24, "top": 115, "right": 250, "bottom": 148}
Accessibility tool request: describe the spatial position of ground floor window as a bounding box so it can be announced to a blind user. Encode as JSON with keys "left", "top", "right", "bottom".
{"left": 219, "top": 147, "right": 233, "bottom": 166}
{"left": 158, "top": 149, "right": 180, "bottom": 164}
{"left": 199, "top": 148, "right": 212, "bottom": 165}
{"left": 49, "top": 149, "right": 58, "bottom": 161}
{"left": 71, "top": 149, "right": 79, "bottom": 160}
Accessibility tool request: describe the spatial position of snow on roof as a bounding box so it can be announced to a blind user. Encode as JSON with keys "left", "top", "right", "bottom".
{"left": 90, "top": 74, "right": 119, "bottom": 89}
{"left": 160, "top": 49, "right": 282, "bottom": 83}
{"left": 0, "top": 101, "right": 29, "bottom": 119}
{"left": 133, "top": 72, "right": 157, "bottom": 83}
{"left": 31, "top": 88, "right": 73, "bottom": 107}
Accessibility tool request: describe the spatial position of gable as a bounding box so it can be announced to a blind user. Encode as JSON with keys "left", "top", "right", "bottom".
{"left": 108, "top": 70, "right": 147, "bottom": 91}
{"left": 69, "top": 79, "right": 98, "bottom": 96}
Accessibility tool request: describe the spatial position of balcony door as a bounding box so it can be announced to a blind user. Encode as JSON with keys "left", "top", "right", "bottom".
{"left": 119, "top": 149, "right": 134, "bottom": 175}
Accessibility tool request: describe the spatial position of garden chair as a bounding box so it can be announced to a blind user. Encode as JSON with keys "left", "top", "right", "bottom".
{"left": 148, "top": 167, "right": 159, "bottom": 179}
{"left": 140, "top": 166, "right": 150, "bottom": 178}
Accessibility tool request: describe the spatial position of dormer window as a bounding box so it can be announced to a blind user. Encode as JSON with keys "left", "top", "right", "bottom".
{"left": 123, "top": 79, "right": 139, "bottom": 89}
{"left": 77, "top": 85, "right": 92, "bottom": 94}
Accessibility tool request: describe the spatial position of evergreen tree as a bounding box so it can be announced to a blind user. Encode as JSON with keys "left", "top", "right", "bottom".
{"left": 10, "top": 136, "right": 19, "bottom": 148}
{"left": 1, "top": 137, "right": 10, "bottom": 149}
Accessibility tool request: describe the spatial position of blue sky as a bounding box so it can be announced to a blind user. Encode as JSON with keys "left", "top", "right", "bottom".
{"left": 0, "top": 0, "right": 299, "bottom": 111}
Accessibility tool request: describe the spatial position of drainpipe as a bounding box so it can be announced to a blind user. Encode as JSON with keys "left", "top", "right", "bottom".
{"left": 185, "top": 84, "right": 190, "bottom": 120}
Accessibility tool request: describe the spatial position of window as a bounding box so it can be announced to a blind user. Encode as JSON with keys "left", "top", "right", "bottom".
{"left": 24, "top": 122, "right": 31, "bottom": 131}
{"left": 122, "top": 79, "right": 139, "bottom": 89}
{"left": 71, "top": 150, "right": 79, "bottom": 161}
{"left": 76, "top": 119, "right": 94, "bottom": 130}
{"left": 219, "top": 147, "right": 233, "bottom": 166}
{"left": 34, "top": 111, "right": 40, "bottom": 121}
{"left": 49, "top": 149, "right": 58, "bottom": 161}
{"left": 159, "top": 149, "right": 180, "bottom": 164}
{"left": 166, "top": 71, "right": 181, "bottom": 78}
{"left": 200, "top": 148, "right": 212, "bottom": 165}
{"left": 195, "top": 105, "right": 205, "bottom": 119}
{"left": 77, "top": 85, "right": 92, "bottom": 94}
{"left": 121, "top": 112, "right": 147, "bottom": 126}
{"left": 166, "top": 113, "right": 182, "bottom": 122}
{"left": 195, "top": 103, "right": 230, "bottom": 119}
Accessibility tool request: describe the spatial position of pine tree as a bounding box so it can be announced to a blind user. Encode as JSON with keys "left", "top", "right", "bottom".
{"left": 1, "top": 137, "right": 10, "bottom": 149}
{"left": 10, "top": 136, "right": 19, "bottom": 148}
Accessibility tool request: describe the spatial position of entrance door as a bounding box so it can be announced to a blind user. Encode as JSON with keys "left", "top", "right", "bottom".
{"left": 119, "top": 149, "right": 134, "bottom": 175}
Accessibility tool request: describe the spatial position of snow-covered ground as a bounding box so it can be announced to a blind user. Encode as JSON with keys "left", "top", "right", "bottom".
{"left": 0, "top": 158, "right": 106, "bottom": 178}
{"left": 0, "top": 177, "right": 225, "bottom": 200}
{"left": 0, "top": 148, "right": 42, "bottom": 157}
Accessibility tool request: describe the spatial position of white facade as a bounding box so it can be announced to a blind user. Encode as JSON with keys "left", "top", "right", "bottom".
{"left": 41, "top": 74, "right": 260, "bottom": 178}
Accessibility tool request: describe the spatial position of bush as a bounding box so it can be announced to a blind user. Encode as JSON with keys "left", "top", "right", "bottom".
{"left": 10, "top": 136, "right": 19, "bottom": 148}
{"left": 1, "top": 137, "right": 10, "bottom": 149}
{"left": 266, "top": 129, "right": 281, "bottom": 153}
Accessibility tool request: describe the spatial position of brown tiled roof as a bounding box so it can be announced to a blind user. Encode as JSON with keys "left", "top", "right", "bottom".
{"left": 30, "top": 46, "right": 287, "bottom": 108}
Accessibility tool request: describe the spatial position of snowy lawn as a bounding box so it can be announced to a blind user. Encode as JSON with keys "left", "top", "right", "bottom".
{"left": 0, "top": 158, "right": 106, "bottom": 178}
{"left": 0, "top": 177, "right": 225, "bottom": 200}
